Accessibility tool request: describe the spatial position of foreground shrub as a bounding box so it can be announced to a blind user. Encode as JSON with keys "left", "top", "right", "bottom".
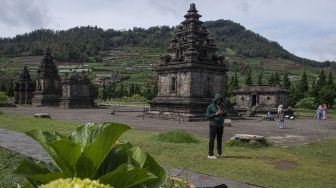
{"left": 15, "top": 123, "right": 166, "bottom": 188}
{"left": 40, "top": 178, "right": 112, "bottom": 188}
{"left": 156, "top": 130, "right": 199, "bottom": 143}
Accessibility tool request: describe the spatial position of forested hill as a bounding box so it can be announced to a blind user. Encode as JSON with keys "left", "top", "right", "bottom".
{"left": 0, "top": 19, "right": 333, "bottom": 67}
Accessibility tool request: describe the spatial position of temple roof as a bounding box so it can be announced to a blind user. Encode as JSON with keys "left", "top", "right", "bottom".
{"left": 37, "top": 48, "right": 60, "bottom": 79}
{"left": 160, "top": 3, "right": 226, "bottom": 68}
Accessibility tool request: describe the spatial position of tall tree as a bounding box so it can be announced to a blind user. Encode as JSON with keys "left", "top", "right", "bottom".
{"left": 245, "top": 70, "right": 253, "bottom": 85}
{"left": 299, "top": 71, "right": 309, "bottom": 92}
{"left": 268, "top": 72, "right": 275, "bottom": 86}
{"left": 283, "top": 72, "right": 291, "bottom": 89}
{"left": 274, "top": 72, "right": 281, "bottom": 85}
{"left": 257, "top": 72, "right": 263, "bottom": 85}
{"left": 316, "top": 70, "right": 326, "bottom": 87}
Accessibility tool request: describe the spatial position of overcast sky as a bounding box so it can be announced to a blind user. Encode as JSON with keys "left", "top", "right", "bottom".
{"left": 0, "top": 0, "right": 335, "bottom": 62}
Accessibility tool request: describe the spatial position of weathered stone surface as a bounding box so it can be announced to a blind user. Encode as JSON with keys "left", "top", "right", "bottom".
{"left": 150, "top": 3, "right": 228, "bottom": 121}
{"left": 34, "top": 113, "right": 51, "bottom": 119}
{"left": 59, "top": 73, "right": 96, "bottom": 108}
{"left": 234, "top": 85, "right": 289, "bottom": 114}
{"left": 231, "top": 134, "right": 265, "bottom": 141}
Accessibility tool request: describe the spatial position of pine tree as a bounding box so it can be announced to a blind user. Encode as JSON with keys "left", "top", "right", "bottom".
{"left": 274, "top": 72, "right": 280, "bottom": 85}
{"left": 299, "top": 71, "right": 309, "bottom": 92}
{"left": 268, "top": 72, "right": 275, "bottom": 86}
{"left": 245, "top": 70, "right": 253, "bottom": 85}
{"left": 257, "top": 72, "right": 263, "bottom": 85}
{"left": 327, "top": 72, "right": 335, "bottom": 87}
{"left": 283, "top": 72, "right": 291, "bottom": 89}
{"left": 316, "top": 70, "right": 326, "bottom": 87}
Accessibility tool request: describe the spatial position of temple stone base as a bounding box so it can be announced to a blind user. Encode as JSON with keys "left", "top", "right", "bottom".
{"left": 59, "top": 98, "right": 96, "bottom": 109}
{"left": 32, "top": 93, "right": 61, "bottom": 107}
{"left": 149, "top": 97, "right": 211, "bottom": 121}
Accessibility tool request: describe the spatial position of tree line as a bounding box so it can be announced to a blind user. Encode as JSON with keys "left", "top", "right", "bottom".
{"left": 0, "top": 20, "right": 333, "bottom": 67}
{"left": 231, "top": 70, "right": 336, "bottom": 108}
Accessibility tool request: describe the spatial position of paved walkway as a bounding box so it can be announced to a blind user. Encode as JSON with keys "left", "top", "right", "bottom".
{"left": 0, "top": 128, "right": 260, "bottom": 188}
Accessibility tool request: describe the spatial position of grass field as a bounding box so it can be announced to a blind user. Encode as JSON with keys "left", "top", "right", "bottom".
{"left": 0, "top": 112, "right": 336, "bottom": 188}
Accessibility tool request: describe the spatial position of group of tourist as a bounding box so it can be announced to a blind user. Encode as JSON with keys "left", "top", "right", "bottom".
{"left": 205, "top": 92, "right": 330, "bottom": 160}
{"left": 316, "top": 104, "right": 328, "bottom": 120}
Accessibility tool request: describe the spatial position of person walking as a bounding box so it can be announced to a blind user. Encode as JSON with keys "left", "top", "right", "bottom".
{"left": 322, "top": 104, "right": 328, "bottom": 120}
{"left": 206, "top": 93, "right": 226, "bottom": 159}
{"left": 278, "top": 104, "right": 285, "bottom": 129}
{"left": 316, "top": 105, "right": 323, "bottom": 120}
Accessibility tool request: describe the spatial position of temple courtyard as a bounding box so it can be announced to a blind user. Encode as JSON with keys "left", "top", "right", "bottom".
{"left": 2, "top": 105, "right": 336, "bottom": 147}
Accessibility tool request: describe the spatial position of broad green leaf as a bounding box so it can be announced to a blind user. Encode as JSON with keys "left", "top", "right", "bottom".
{"left": 142, "top": 154, "right": 166, "bottom": 187}
{"left": 76, "top": 123, "right": 130, "bottom": 178}
{"left": 49, "top": 139, "right": 82, "bottom": 176}
{"left": 99, "top": 164, "right": 156, "bottom": 188}
{"left": 26, "top": 130, "right": 80, "bottom": 176}
{"left": 70, "top": 123, "right": 98, "bottom": 151}
{"left": 15, "top": 158, "right": 52, "bottom": 176}
{"left": 15, "top": 158, "right": 55, "bottom": 187}
{"left": 129, "top": 147, "right": 147, "bottom": 168}
{"left": 28, "top": 172, "right": 66, "bottom": 184}
{"left": 95, "top": 143, "right": 132, "bottom": 178}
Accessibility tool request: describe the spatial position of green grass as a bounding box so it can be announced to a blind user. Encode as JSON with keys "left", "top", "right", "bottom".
{"left": 0, "top": 112, "right": 336, "bottom": 187}
{"left": 0, "top": 147, "right": 28, "bottom": 188}
{"left": 156, "top": 130, "right": 200, "bottom": 143}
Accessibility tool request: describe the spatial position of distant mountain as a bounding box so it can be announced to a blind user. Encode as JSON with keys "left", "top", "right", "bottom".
{"left": 0, "top": 19, "right": 333, "bottom": 67}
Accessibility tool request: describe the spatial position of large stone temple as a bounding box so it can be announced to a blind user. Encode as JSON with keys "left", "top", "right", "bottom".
{"left": 32, "top": 48, "right": 62, "bottom": 106}
{"left": 149, "top": 3, "right": 228, "bottom": 121}
{"left": 14, "top": 66, "right": 35, "bottom": 104}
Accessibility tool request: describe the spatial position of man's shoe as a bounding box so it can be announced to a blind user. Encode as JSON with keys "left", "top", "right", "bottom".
{"left": 208, "top": 155, "right": 217, "bottom": 159}
{"left": 218, "top": 154, "right": 224, "bottom": 158}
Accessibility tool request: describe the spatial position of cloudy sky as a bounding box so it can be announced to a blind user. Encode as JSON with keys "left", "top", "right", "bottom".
{"left": 0, "top": 0, "right": 335, "bottom": 62}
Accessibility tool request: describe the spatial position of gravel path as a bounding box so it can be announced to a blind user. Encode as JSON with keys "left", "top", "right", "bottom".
{"left": 2, "top": 106, "right": 336, "bottom": 146}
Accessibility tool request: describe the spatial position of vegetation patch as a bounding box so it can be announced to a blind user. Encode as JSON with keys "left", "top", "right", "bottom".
{"left": 257, "top": 156, "right": 297, "bottom": 171}
{"left": 224, "top": 139, "right": 272, "bottom": 148}
{"left": 156, "top": 130, "right": 200, "bottom": 143}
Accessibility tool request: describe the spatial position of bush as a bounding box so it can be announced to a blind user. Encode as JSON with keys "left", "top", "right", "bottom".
{"left": 0, "top": 91, "right": 9, "bottom": 103}
{"left": 156, "top": 130, "right": 200, "bottom": 143}
{"left": 224, "top": 139, "right": 271, "bottom": 148}
{"left": 295, "top": 97, "right": 316, "bottom": 110}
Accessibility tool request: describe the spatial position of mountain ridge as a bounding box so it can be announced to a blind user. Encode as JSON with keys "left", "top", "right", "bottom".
{"left": 0, "top": 19, "right": 334, "bottom": 67}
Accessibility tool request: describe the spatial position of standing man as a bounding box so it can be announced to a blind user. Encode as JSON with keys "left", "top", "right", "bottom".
{"left": 206, "top": 93, "right": 226, "bottom": 159}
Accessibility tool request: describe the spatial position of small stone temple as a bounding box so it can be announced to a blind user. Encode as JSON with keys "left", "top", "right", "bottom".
{"left": 32, "top": 48, "right": 62, "bottom": 106}
{"left": 149, "top": 3, "right": 228, "bottom": 121}
{"left": 59, "top": 73, "right": 96, "bottom": 108}
{"left": 234, "top": 85, "right": 289, "bottom": 113}
{"left": 14, "top": 66, "right": 35, "bottom": 104}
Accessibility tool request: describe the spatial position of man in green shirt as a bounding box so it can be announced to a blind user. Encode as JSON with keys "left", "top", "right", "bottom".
{"left": 206, "top": 93, "right": 225, "bottom": 159}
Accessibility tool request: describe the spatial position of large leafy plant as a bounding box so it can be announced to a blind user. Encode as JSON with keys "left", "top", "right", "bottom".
{"left": 15, "top": 123, "right": 166, "bottom": 188}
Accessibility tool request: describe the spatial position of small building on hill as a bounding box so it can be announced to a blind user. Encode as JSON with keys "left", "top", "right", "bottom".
{"left": 234, "top": 85, "right": 289, "bottom": 113}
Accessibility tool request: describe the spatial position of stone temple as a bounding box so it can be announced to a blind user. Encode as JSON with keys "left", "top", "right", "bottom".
{"left": 149, "top": 3, "right": 228, "bottom": 121}
{"left": 59, "top": 73, "right": 96, "bottom": 108}
{"left": 14, "top": 66, "right": 35, "bottom": 104}
{"left": 32, "top": 48, "right": 62, "bottom": 106}
{"left": 234, "top": 85, "right": 289, "bottom": 115}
